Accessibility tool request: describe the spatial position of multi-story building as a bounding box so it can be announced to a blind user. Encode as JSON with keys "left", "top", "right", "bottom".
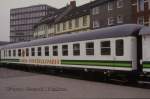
{"left": 91, "top": 0, "right": 134, "bottom": 29}
{"left": 33, "top": 15, "right": 56, "bottom": 39}
{"left": 10, "top": 4, "right": 57, "bottom": 42}
{"left": 132, "top": 0, "right": 150, "bottom": 26}
{"left": 33, "top": 2, "right": 74, "bottom": 39}
{"left": 33, "top": 0, "right": 150, "bottom": 40}
{"left": 55, "top": 2, "right": 91, "bottom": 35}
{"left": 33, "top": 1, "right": 91, "bottom": 39}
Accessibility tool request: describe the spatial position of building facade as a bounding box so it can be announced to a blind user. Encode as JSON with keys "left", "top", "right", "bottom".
{"left": 10, "top": 4, "right": 57, "bottom": 42}
{"left": 33, "top": 15, "right": 56, "bottom": 39}
{"left": 55, "top": 2, "right": 91, "bottom": 35}
{"left": 132, "top": 0, "right": 150, "bottom": 26}
{"left": 33, "top": 1, "right": 91, "bottom": 39}
{"left": 33, "top": 0, "right": 150, "bottom": 40}
{"left": 91, "top": 0, "right": 134, "bottom": 29}
{"left": 33, "top": 4, "right": 71, "bottom": 39}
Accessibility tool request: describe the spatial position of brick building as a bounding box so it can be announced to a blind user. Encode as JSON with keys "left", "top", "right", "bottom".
{"left": 132, "top": 0, "right": 150, "bottom": 26}
{"left": 31, "top": 0, "right": 150, "bottom": 40}
{"left": 91, "top": 0, "right": 134, "bottom": 29}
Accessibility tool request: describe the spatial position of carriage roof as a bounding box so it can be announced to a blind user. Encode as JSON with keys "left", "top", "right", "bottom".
{"left": 139, "top": 27, "right": 150, "bottom": 35}
{"left": 1, "top": 24, "right": 142, "bottom": 49}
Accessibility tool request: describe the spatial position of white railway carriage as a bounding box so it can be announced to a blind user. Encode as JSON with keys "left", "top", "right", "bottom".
{"left": 140, "top": 27, "right": 150, "bottom": 74}
{"left": 0, "top": 24, "right": 144, "bottom": 78}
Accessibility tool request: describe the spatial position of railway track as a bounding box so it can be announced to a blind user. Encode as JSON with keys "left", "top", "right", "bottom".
{"left": 1, "top": 64, "right": 150, "bottom": 89}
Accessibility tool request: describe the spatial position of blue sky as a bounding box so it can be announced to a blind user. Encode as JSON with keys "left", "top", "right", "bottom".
{"left": 0, "top": 0, "right": 92, "bottom": 41}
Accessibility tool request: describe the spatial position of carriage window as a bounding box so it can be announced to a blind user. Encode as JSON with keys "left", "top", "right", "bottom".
{"left": 53, "top": 46, "right": 58, "bottom": 56}
{"left": 31, "top": 48, "right": 35, "bottom": 56}
{"left": 62, "top": 45, "right": 68, "bottom": 56}
{"left": 3, "top": 50, "right": 5, "bottom": 57}
{"left": 45, "top": 46, "right": 49, "bottom": 56}
{"left": 6, "top": 50, "right": 8, "bottom": 57}
{"left": 116, "top": 39, "right": 124, "bottom": 56}
{"left": 18, "top": 49, "right": 21, "bottom": 57}
{"left": 101, "top": 41, "right": 111, "bottom": 55}
{"left": 86, "top": 42, "right": 94, "bottom": 55}
{"left": 4, "top": 50, "right": 6, "bottom": 57}
{"left": 38, "top": 47, "right": 41, "bottom": 56}
{"left": 9, "top": 50, "right": 11, "bottom": 57}
{"left": 73, "top": 44, "right": 80, "bottom": 56}
{"left": 26, "top": 48, "right": 29, "bottom": 56}
{"left": 13, "top": 50, "right": 16, "bottom": 57}
{"left": 22, "top": 49, "right": 25, "bottom": 57}
{"left": 5, "top": 50, "right": 7, "bottom": 57}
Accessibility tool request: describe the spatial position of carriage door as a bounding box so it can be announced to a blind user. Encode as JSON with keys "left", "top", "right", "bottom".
{"left": 137, "top": 36, "right": 142, "bottom": 72}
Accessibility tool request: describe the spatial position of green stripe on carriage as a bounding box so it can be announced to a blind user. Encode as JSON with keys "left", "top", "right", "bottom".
{"left": 61, "top": 60, "right": 132, "bottom": 67}
{"left": 0, "top": 59, "right": 20, "bottom": 62}
{"left": 143, "top": 64, "right": 150, "bottom": 68}
{"left": 143, "top": 62, "right": 150, "bottom": 68}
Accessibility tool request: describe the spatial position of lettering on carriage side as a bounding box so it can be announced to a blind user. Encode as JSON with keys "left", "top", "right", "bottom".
{"left": 21, "top": 59, "right": 60, "bottom": 65}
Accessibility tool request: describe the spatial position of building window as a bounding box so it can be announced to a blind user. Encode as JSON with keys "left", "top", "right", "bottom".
{"left": 101, "top": 41, "right": 111, "bottom": 55}
{"left": 92, "top": 6, "right": 99, "bottom": 15}
{"left": 69, "top": 20, "right": 72, "bottom": 29}
{"left": 9, "top": 50, "right": 11, "bottom": 57}
{"left": 13, "top": 50, "right": 16, "bottom": 57}
{"left": 26, "top": 48, "right": 29, "bottom": 56}
{"left": 38, "top": 47, "right": 42, "bottom": 56}
{"left": 117, "top": 0, "right": 123, "bottom": 8}
{"left": 93, "top": 20, "right": 100, "bottom": 28}
{"left": 117, "top": 15, "right": 123, "bottom": 24}
{"left": 108, "top": 2, "right": 113, "bottom": 10}
{"left": 137, "top": 16, "right": 144, "bottom": 25}
{"left": 53, "top": 46, "right": 58, "bottom": 56}
{"left": 116, "top": 39, "right": 124, "bottom": 56}
{"left": 86, "top": 42, "right": 94, "bottom": 56}
{"left": 75, "top": 18, "right": 79, "bottom": 28}
{"left": 57, "top": 24, "right": 60, "bottom": 32}
{"left": 83, "top": 16, "right": 87, "bottom": 26}
{"left": 18, "top": 49, "right": 21, "bottom": 57}
{"left": 45, "top": 46, "right": 49, "bottom": 56}
{"left": 62, "top": 45, "right": 68, "bottom": 56}
{"left": 73, "top": 44, "right": 80, "bottom": 56}
{"left": 137, "top": 0, "right": 144, "bottom": 11}
{"left": 31, "top": 48, "right": 35, "bottom": 56}
{"left": 108, "top": 17, "right": 115, "bottom": 25}
{"left": 63, "top": 22, "right": 66, "bottom": 30}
